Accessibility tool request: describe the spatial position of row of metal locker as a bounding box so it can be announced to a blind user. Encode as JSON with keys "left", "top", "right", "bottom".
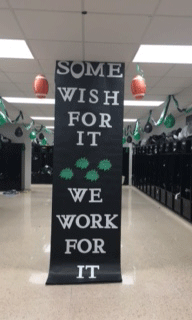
{"left": 132, "top": 141, "right": 192, "bottom": 222}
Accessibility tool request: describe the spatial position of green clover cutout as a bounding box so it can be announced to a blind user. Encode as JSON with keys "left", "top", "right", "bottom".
{"left": 75, "top": 157, "right": 89, "bottom": 170}
{"left": 59, "top": 168, "right": 74, "bottom": 180}
{"left": 85, "top": 170, "right": 99, "bottom": 182}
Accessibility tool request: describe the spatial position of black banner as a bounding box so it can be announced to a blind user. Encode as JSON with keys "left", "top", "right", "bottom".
{"left": 46, "top": 61, "right": 125, "bottom": 284}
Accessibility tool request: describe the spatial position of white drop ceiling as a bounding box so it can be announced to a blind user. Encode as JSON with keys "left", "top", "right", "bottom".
{"left": 1, "top": 0, "right": 192, "bottom": 128}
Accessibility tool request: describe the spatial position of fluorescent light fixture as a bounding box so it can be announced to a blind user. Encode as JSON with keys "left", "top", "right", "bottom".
{"left": 3, "top": 97, "right": 55, "bottom": 104}
{"left": 46, "top": 126, "right": 54, "bottom": 129}
{"left": 123, "top": 119, "right": 137, "bottom": 122}
{"left": 31, "top": 117, "right": 55, "bottom": 120}
{"left": 133, "top": 45, "right": 192, "bottom": 64}
{"left": 0, "top": 39, "right": 33, "bottom": 59}
{"left": 3, "top": 96, "right": 163, "bottom": 107}
{"left": 124, "top": 100, "right": 163, "bottom": 106}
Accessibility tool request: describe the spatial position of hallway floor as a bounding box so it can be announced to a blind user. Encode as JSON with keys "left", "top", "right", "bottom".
{"left": 1, "top": 185, "right": 192, "bottom": 319}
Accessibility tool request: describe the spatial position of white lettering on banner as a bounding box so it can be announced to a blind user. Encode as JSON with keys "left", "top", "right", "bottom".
{"left": 67, "top": 188, "right": 103, "bottom": 203}
{"left": 76, "top": 131, "right": 84, "bottom": 146}
{"left": 82, "top": 113, "right": 97, "bottom": 127}
{"left": 57, "top": 87, "right": 77, "bottom": 102}
{"left": 85, "top": 62, "right": 105, "bottom": 77}
{"left": 89, "top": 89, "right": 99, "bottom": 104}
{"left": 65, "top": 239, "right": 106, "bottom": 254}
{"left": 76, "top": 131, "right": 101, "bottom": 147}
{"left": 99, "top": 113, "right": 112, "bottom": 128}
{"left": 56, "top": 215, "right": 76, "bottom": 229}
{"left": 89, "top": 189, "right": 103, "bottom": 203}
{"left": 76, "top": 265, "right": 100, "bottom": 279}
{"left": 107, "top": 63, "right": 123, "bottom": 78}
{"left": 87, "top": 132, "right": 101, "bottom": 146}
{"left": 68, "top": 112, "right": 112, "bottom": 128}
{"left": 68, "top": 112, "right": 80, "bottom": 126}
{"left": 68, "top": 188, "right": 88, "bottom": 202}
{"left": 56, "top": 214, "right": 118, "bottom": 229}
{"left": 57, "top": 61, "right": 122, "bottom": 78}
{"left": 103, "top": 91, "right": 119, "bottom": 105}
{"left": 78, "top": 88, "right": 86, "bottom": 103}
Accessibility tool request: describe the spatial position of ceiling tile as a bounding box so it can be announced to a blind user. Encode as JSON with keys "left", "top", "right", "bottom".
{"left": 0, "top": 82, "right": 22, "bottom": 95}
{"left": 148, "top": 87, "right": 182, "bottom": 95}
{"left": 39, "top": 60, "right": 57, "bottom": 74}
{"left": 155, "top": 77, "right": 192, "bottom": 88}
{"left": 0, "top": 10, "right": 23, "bottom": 38}
{"left": 85, "top": 42, "right": 139, "bottom": 62}
{"left": 29, "top": 40, "right": 83, "bottom": 60}
{"left": 165, "top": 65, "right": 192, "bottom": 78}
{"left": 0, "top": 71, "right": 11, "bottom": 83}
{"left": 6, "top": 72, "right": 38, "bottom": 83}
{"left": 84, "top": 0, "right": 159, "bottom": 15}
{"left": 0, "top": 2, "right": 8, "bottom": 8}
{"left": 9, "top": 0, "right": 81, "bottom": 11}
{"left": 0, "top": 59, "right": 41, "bottom": 73}
{"left": 156, "top": 0, "right": 192, "bottom": 16}
{"left": 84, "top": 14, "right": 150, "bottom": 43}
{"left": 142, "top": 16, "right": 192, "bottom": 45}
{"left": 124, "top": 107, "right": 149, "bottom": 119}
{"left": 39, "top": 106, "right": 55, "bottom": 117}
{"left": 45, "top": 74, "right": 55, "bottom": 86}
{"left": 15, "top": 11, "right": 82, "bottom": 41}
{"left": 126, "top": 63, "right": 174, "bottom": 77}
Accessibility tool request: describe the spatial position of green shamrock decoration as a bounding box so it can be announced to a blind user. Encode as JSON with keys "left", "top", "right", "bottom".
{"left": 98, "top": 159, "right": 112, "bottom": 171}
{"left": 75, "top": 157, "right": 89, "bottom": 170}
{"left": 59, "top": 168, "right": 74, "bottom": 180}
{"left": 85, "top": 170, "right": 99, "bottom": 182}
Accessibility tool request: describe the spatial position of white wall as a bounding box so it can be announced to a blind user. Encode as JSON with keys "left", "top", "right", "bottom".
{"left": 0, "top": 123, "right": 32, "bottom": 190}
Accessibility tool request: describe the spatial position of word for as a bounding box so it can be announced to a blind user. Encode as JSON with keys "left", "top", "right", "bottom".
{"left": 65, "top": 238, "right": 106, "bottom": 254}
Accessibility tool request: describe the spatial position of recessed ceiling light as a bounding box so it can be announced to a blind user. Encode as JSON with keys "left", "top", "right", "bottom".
{"left": 31, "top": 117, "right": 55, "bottom": 120}
{"left": 3, "top": 97, "right": 55, "bottom": 104}
{"left": 46, "top": 126, "right": 54, "bottom": 129}
{"left": 0, "top": 39, "right": 33, "bottom": 59}
{"left": 133, "top": 45, "right": 192, "bottom": 64}
{"left": 123, "top": 119, "right": 137, "bottom": 122}
{"left": 124, "top": 100, "right": 163, "bottom": 106}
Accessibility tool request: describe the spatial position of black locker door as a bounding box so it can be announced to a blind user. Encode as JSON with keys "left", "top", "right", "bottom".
{"left": 0, "top": 143, "right": 23, "bottom": 191}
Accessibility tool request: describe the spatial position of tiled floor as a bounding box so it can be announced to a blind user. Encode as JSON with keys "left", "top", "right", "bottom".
{"left": 1, "top": 185, "right": 192, "bottom": 319}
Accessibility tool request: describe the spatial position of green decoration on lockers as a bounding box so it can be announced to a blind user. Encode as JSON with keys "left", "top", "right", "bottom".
{"left": 122, "top": 137, "right": 126, "bottom": 145}
{"left": 23, "top": 120, "right": 34, "bottom": 131}
{"left": 164, "top": 113, "right": 175, "bottom": 128}
{"left": 29, "top": 130, "right": 37, "bottom": 140}
{"left": 40, "top": 138, "right": 47, "bottom": 146}
{"left": 151, "top": 95, "right": 171, "bottom": 126}
{"left": 98, "top": 159, "right": 112, "bottom": 171}
{"left": 0, "top": 111, "right": 7, "bottom": 126}
{"left": 85, "top": 170, "right": 99, "bottom": 182}
{"left": 133, "top": 132, "right": 141, "bottom": 141}
{"left": 75, "top": 157, "right": 89, "bottom": 170}
{"left": 133, "top": 120, "right": 141, "bottom": 141}
{"left": 59, "top": 168, "right": 74, "bottom": 180}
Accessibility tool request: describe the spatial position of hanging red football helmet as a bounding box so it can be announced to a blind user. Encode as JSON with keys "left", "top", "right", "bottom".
{"left": 33, "top": 74, "right": 49, "bottom": 98}
{"left": 131, "top": 75, "right": 146, "bottom": 100}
